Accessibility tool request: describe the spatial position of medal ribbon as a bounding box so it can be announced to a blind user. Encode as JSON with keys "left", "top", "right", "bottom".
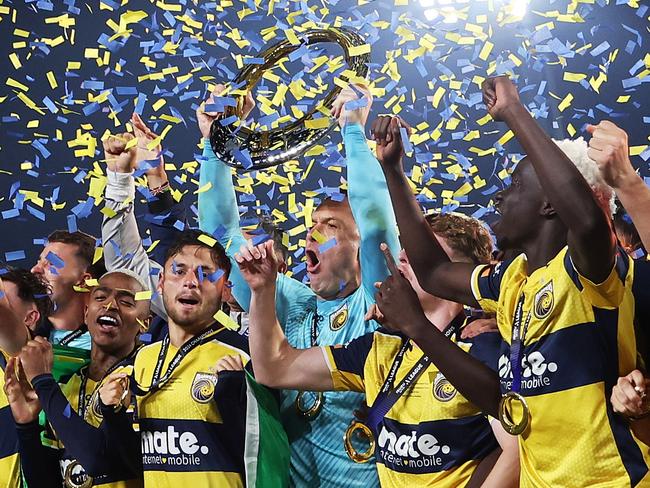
{"left": 59, "top": 324, "right": 88, "bottom": 346}
{"left": 77, "top": 345, "right": 140, "bottom": 419}
{"left": 508, "top": 293, "right": 532, "bottom": 394}
{"left": 131, "top": 322, "right": 225, "bottom": 397}
{"left": 365, "top": 314, "right": 463, "bottom": 432}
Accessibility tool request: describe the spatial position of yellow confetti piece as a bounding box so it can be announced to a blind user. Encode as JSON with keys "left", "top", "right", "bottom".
{"left": 6, "top": 78, "right": 29, "bottom": 91}
{"left": 304, "top": 117, "right": 330, "bottom": 129}
{"left": 46, "top": 71, "right": 58, "bottom": 89}
{"left": 198, "top": 234, "right": 217, "bottom": 247}
{"left": 194, "top": 182, "right": 213, "bottom": 194}
{"left": 563, "top": 72, "right": 587, "bottom": 82}
{"left": 557, "top": 93, "right": 574, "bottom": 112}
{"left": 213, "top": 309, "right": 239, "bottom": 331}
{"left": 9, "top": 53, "right": 21, "bottom": 69}
{"left": 133, "top": 290, "right": 152, "bottom": 301}
{"left": 479, "top": 41, "right": 493, "bottom": 61}
{"left": 285, "top": 29, "right": 300, "bottom": 46}
{"left": 152, "top": 99, "right": 167, "bottom": 111}
{"left": 617, "top": 95, "right": 631, "bottom": 103}
{"left": 310, "top": 229, "right": 327, "bottom": 244}
{"left": 84, "top": 279, "right": 100, "bottom": 287}
{"left": 431, "top": 86, "right": 445, "bottom": 108}
{"left": 348, "top": 44, "right": 371, "bottom": 56}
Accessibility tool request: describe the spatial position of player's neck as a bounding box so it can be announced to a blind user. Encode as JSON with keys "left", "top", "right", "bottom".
{"left": 167, "top": 319, "right": 213, "bottom": 348}
{"left": 422, "top": 299, "right": 463, "bottom": 333}
{"left": 522, "top": 222, "right": 567, "bottom": 273}
{"left": 48, "top": 294, "right": 85, "bottom": 332}
{"left": 89, "top": 343, "right": 134, "bottom": 381}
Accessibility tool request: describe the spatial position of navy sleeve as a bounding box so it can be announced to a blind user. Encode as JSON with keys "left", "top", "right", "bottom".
{"left": 97, "top": 398, "right": 143, "bottom": 476}
{"left": 328, "top": 331, "right": 376, "bottom": 380}
{"left": 32, "top": 374, "right": 112, "bottom": 476}
{"left": 466, "top": 331, "right": 503, "bottom": 373}
{"left": 15, "top": 420, "right": 61, "bottom": 488}
{"left": 144, "top": 190, "right": 186, "bottom": 267}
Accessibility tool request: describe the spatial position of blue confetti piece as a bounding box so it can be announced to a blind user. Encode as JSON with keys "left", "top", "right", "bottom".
{"left": 243, "top": 57, "right": 265, "bottom": 65}
{"left": 197, "top": 265, "right": 204, "bottom": 282}
{"left": 67, "top": 214, "right": 78, "bottom": 233}
{"left": 318, "top": 238, "right": 337, "bottom": 253}
{"left": 220, "top": 115, "right": 238, "bottom": 126}
{"left": 2, "top": 209, "right": 19, "bottom": 219}
{"left": 400, "top": 126, "right": 413, "bottom": 155}
{"left": 173, "top": 220, "right": 185, "bottom": 231}
{"left": 5, "top": 251, "right": 25, "bottom": 262}
{"left": 590, "top": 41, "right": 610, "bottom": 57}
{"left": 63, "top": 403, "right": 72, "bottom": 418}
{"left": 134, "top": 93, "right": 148, "bottom": 115}
{"left": 207, "top": 269, "right": 225, "bottom": 283}
{"left": 46, "top": 251, "right": 65, "bottom": 269}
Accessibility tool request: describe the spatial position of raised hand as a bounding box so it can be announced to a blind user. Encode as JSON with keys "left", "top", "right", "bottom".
{"left": 611, "top": 369, "right": 650, "bottom": 418}
{"left": 196, "top": 84, "right": 255, "bottom": 139}
{"left": 18, "top": 337, "right": 53, "bottom": 383}
{"left": 235, "top": 239, "right": 277, "bottom": 291}
{"left": 99, "top": 372, "right": 131, "bottom": 410}
{"left": 3, "top": 356, "right": 41, "bottom": 424}
{"left": 131, "top": 113, "right": 167, "bottom": 188}
{"left": 331, "top": 83, "right": 373, "bottom": 128}
{"left": 103, "top": 132, "right": 137, "bottom": 173}
{"left": 374, "top": 243, "right": 428, "bottom": 338}
{"left": 371, "top": 115, "right": 411, "bottom": 172}
{"left": 586, "top": 121, "right": 635, "bottom": 190}
{"left": 481, "top": 76, "right": 522, "bottom": 122}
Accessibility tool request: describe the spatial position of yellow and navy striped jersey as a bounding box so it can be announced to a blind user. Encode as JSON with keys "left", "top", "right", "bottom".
{"left": 0, "top": 352, "right": 20, "bottom": 488}
{"left": 133, "top": 327, "right": 250, "bottom": 488}
{"left": 322, "top": 322, "right": 501, "bottom": 487}
{"left": 471, "top": 246, "right": 650, "bottom": 487}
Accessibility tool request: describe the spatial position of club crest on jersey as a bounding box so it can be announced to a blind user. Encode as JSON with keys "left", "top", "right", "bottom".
{"left": 90, "top": 395, "right": 103, "bottom": 420}
{"left": 533, "top": 280, "right": 554, "bottom": 319}
{"left": 433, "top": 372, "right": 457, "bottom": 402}
{"left": 190, "top": 372, "right": 218, "bottom": 403}
{"left": 330, "top": 303, "right": 349, "bottom": 331}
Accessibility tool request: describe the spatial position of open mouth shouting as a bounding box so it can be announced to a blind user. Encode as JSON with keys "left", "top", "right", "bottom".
{"left": 177, "top": 293, "right": 201, "bottom": 311}
{"left": 305, "top": 249, "right": 321, "bottom": 274}
{"left": 97, "top": 313, "right": 121, "bottom": 332}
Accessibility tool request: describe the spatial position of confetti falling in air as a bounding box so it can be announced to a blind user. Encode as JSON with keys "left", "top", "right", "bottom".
{"left": 1, "top": 0, "right": 649, "bottom": 279}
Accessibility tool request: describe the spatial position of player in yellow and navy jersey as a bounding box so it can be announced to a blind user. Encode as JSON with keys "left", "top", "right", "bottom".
{"left": 236, "top": 209, "right": 519, "bottom": 488}
{"left": 372, "top": 76, "right": 650, "bottom": 487}
{"left": 99, "top": 230, "right": 287, "bottom": 488}
{"left": 0, "top": 268, "right": 52, "bottom": 488}
{"left": 5, "top": 269, "right": 150, "bottom": 488}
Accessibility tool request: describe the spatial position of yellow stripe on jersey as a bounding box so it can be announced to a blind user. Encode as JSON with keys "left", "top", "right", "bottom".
{"left": 471, "top": 246, "right": 650, "bottom": 487}
{"left": 133, "top": 331, "right": 250, "bottom": 487}
{"left": 323, "top": 324, "right": 500, "bottom": 487}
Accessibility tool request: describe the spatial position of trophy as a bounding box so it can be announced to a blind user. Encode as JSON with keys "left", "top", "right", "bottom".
{"left": 209, "top": 27, "right": 370, "bottom": 170}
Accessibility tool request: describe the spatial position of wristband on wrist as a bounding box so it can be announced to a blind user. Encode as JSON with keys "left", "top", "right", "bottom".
{"left": 149, "top": 181, "right": 170, "bottom": 196}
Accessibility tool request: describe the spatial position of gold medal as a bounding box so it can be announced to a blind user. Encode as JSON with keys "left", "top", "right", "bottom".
{"left": 498, "top": 391, "right": 530, "bottom": 435}
{"left": 294, "top": 391, "right": 324, "bottom": 420}
{"left": 344, "top": 420, "right": 375, "bottom": 463}
{"left": 64, "top": 460, "right": 93, "bottom": 488}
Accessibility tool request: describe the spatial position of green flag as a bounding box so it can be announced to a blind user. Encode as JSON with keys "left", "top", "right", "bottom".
{"left": 244, "top": 370, "right": 290, "bottom": 488}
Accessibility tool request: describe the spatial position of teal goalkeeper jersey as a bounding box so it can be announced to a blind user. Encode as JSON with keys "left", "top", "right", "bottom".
{"left": 198, "top": 123, "right": 400, "bottom": 487}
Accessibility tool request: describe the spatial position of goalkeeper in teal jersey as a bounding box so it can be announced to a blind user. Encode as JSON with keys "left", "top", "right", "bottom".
{"left": 197, "top": 84, "right": 399, "bottom": 486}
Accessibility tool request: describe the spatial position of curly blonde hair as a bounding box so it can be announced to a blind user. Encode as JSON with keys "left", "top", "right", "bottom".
{"left": 425, "top": 212, "right": 493, "bottom": 264}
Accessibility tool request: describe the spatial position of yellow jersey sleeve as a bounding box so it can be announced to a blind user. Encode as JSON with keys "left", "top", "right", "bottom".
{"left": 322, "top": 332, "right": 375, "bottom": 393}
{"left": 470, "top": 258, "right": 517, "bottom": 314}
{"left": 570, "top": 247, "right": 630, "bottom": 309}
